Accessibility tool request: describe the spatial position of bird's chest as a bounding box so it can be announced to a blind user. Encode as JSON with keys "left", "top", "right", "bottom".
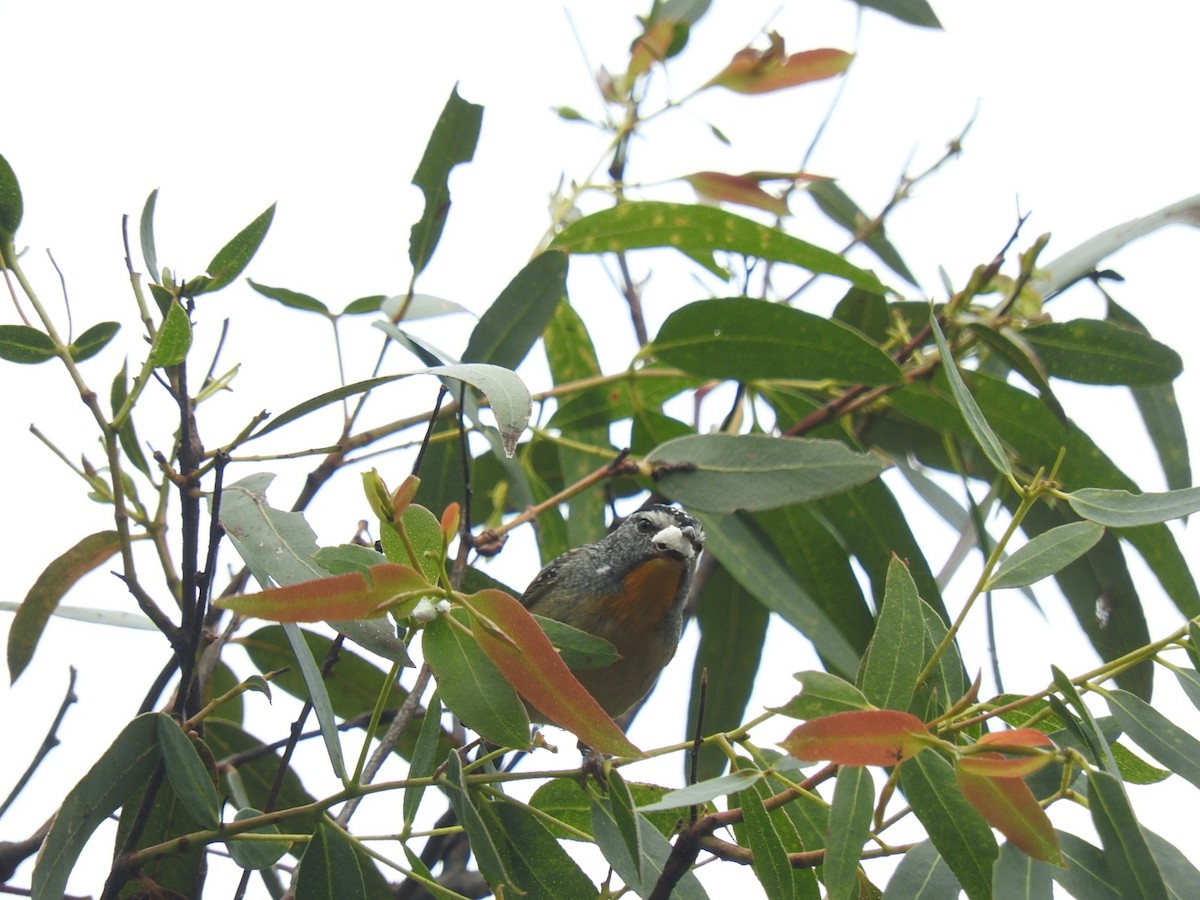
{"left": 606, "top": 557, "right": 684, "bottom": 633}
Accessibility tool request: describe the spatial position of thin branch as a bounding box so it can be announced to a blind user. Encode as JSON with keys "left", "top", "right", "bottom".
{"left": 0, "top": 667, "right": 78, "bottom": 818}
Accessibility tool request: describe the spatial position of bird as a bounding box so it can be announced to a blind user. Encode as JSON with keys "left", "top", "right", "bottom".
{"left": 519, "top": 504, "right": 705, "bottom": 722}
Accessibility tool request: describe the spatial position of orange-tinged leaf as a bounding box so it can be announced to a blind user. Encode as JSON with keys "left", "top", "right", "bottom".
{"left": 628, "top": 19, "right": 680, "bottom": 80}
{"left": 955, "top": 756, "right": 1063, "bottom": 865}
{"left": 780, "top": 709, "right": 931, "bottom": 766}
{"left": 440, "top": 502, "right": 460, "bottom": 544}
{"left": 958, "top": 728, "right": 1056, "bottom": 778}
{"left": 705, "top": 33, "right": 852, "bottom": 95}
{"left": 215, "top": 563, "right": 431, "bottom": 623}
{"left": 391, "top": 475, "right": 420, "bottom": 518}
{"left": 464, "top": 589, "right": 643, "bottom": 758}
{"left": 956, "top": 753, "right": 1054, "bottom": 779}
{"left": 683, "top": 172, "right": 790, "bottom": 216}
{"left": 9, "top": 530, "right": 122, "bottom": 682}
{"left": 974, "top": 728, "right": 1055, "bottom": 750}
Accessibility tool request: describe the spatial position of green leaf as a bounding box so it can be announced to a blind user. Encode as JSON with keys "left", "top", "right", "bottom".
{"left": 773, "top": 670, "right": 872, "bottom": 720}
{"left": 1086, "top": 770, "right": 1168, "bottom": 899}
{"left": 807, "top": 180, "right": 918, "bottom": 284}
{"left": 226, "top": 807, "right": 291, "bottom": 870}
{"left": 1023, "top": 319, "right": 1182, "bottom": 385}
{"left": 901, "top": 750, "right": 997, "bottom": 900}
{"left": 402, "top": 691, "right": 445, "bottom": 829}
{"left": 1066, "top": 485, "right": 1200, "bottom": 527}
{"left": 480, "top": 800, "right": 599, "bottom": 899}
{"left": 282, "top": 623, "right": 348, "bottom": 780}
{"left": 156, "top": 715, "right": 220, "bottom": 829}
{"left": 380, "top": 503, "right": 444, "bottom": 583}
{"left": 929, "top": 311, "right": 1012, "bottom": 480}
{"left": 882, "top": 841, "right": 960, "bottom": 899}
{"left": 0, "top": 151, "right": 23, "bottom": 239}
{"left": 992, "top": 842, "right": 1054, "bottom": 899}
{"left": 529, "top": 777, "right": 683, "bottom": 841}
{"left": 858, "top": 555, "right": 926, "bottom": 711}
{"left": 638, "top": 769, "right": 764, "bottom": 812}
{"left": 312, "top": 543, "right": 387, "bottom": 576}
{"left": 817, "top": 478, "right": 951, "bottom": 624}
{"left": 647, "top": 433, "right": 883, "bottom": 513}
{"left": 607, "top": 770, "right": 643, "bottom": 881}
{"left": 68, "top": 321, "right": 120, "bottom": 362}
{"left": 247, "top": 279, "right": 330, "bottom": 315}
{"left": 150, "top": 301, "right": 192, "bottom": 367}
{"left": 1173, "top": 665, "right": 1200, "bottom": 712}
{"left": 409, "top": 85, "right": 484, "bottom": 276}
{"left": 110, "top": 363, "right": 150, "bottom": 475}
{"left": 140, "top": 188, "right": 159, "bottom": 284}
{"left": 1051, "top": 665, "right": 1118, "bottom": 773}
{"left": 689, "top": 561, "right": 769, "bottom": 779}
{"left": 241, "top": 626, "right": 428, "bottom": 757}
{"left": 965, "top": 321, "right": 1065, "bottom": 420}
{"left": 462, "top": 250, "right": 567, "bottom": 369}
{"left": 590, "top": 792, "right": 710, "bottom": 900}
{"left": 1107, "top": 297, "right": 1191, "bottom": 490}
{"left": 295, "top": 821, "right": 365, "bottom": 900}
{"left": 753, "top": 503, "right": 877, "bottom": 655}
{"left": 824, "top": 765, "right": 875, "bottom": 900}
{"left": 532, "top": 615, "right": 620, "bottom": 670}
{"left": 700, "top": 511, "right": 860, "bottom": 677}
{"left": 217, "top": 475, "right": 350, "bottom": 778}
{"left": 1145, "top": 827, "right": 1200, "bottom": 900}
{"left": 551, "top": 200, "right": 886, "bottom": 291}
{"left": 1051, "top": 831, "right": 1122, "bottom": 900}
{"left": 379, "top": 292, "right": 472, "bottom": 320}
{"left": 205, "top": 719, "right": 319, "bottom": 824}
{"left": 442, "top": 750, "right": 514, "bottom": 889}
{"left": 0, "top": 323, "right": 56, "bottom": 364}
{"left": 1104, "top": 688, "right": 1200, "bottom": 790}
{"left": 32, "top": 713, "right": 162, "bottom": 900}
{"left": 8, "top": 530, "right": 121, "bottom": 682}
{"left": 191, "top": 203, "right": 276, "bottom": 295}
{"left": 737, "top": 776, "right": 796, "bottom": 900}
{"left": 854, "top": 0, "right": 942, "bottom": 28}
{"left": 432, "top": 363, "right": 532, "bottom": 457}
{"left": 423, "top": 610, "right": 531, "bottom": 749}
{"left": 653, "top": 297, "right": 903, "bottom": 385}
{"left": 987, "top": 521, "right": 1105, "bottom": 590}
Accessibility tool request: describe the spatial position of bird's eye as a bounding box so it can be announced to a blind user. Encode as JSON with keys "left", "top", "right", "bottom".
{"left": 635, "top": 517, "right": 656, "bottom": 533}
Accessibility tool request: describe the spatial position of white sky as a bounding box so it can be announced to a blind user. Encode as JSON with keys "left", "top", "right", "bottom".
{"left": 3, "top": 2, "right": 1200, "bottom": 896}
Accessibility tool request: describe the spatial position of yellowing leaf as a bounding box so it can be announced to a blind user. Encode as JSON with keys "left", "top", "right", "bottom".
{"left": 780, "top": 709, "right": 931, "bottom": 766}
{"left": 705, "top": 33, "right": 852, "bottom": 95}
{"left": 463, "top": 589, "right": 642, "bottom": 758}
{"left": 215, "top": 563, "right": 432, "bottom": 623}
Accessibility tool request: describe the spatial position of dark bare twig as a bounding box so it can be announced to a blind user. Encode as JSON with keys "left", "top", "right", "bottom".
{"left": 0, "top": 667, "right": 78, "bottom": 818}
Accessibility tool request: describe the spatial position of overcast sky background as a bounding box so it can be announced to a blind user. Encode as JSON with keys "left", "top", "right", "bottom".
{"left": 3, "top": 2, "right": 1200, "bottom": 896}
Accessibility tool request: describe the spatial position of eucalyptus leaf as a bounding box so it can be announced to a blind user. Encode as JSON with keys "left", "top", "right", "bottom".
{"left": 647, "top": 432, "right": 884, "bottom": 513}
{"left": 1067, "top": 485, "right": 1200, "bottom": 527}
{"left": 987, "top": 521, "right": 1105, "bottom": 590}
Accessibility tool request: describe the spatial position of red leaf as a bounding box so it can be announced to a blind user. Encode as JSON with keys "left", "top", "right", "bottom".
{"left": 780, "top": 709, "right": 931, "bottom": 766}
{"left": 215, "top": 563, "right": 431, "bottom": 622}
{"left": 440, "top": 502, "right": 460, "bottom": 544}
{"left": 975, "top": 728, "right": 1055, "bottom": 750}
{"left": 705, "top": 33, "right": 852, "bottom": 95}
{"left": 956, "top": 755, "right": 1063, "bottom": 865}
{"left": 683, "top": 172, "right": 790, "bottom": 216}
{"left": 463, "top": 589, "right": 643, "bottom": 758}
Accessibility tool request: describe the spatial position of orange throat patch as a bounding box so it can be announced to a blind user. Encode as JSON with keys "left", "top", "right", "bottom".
{"left": 610, "top": 557, "right": 684, "bottom": 630}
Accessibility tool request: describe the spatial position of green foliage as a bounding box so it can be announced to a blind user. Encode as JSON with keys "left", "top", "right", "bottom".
{"left": 4, "top": 4, "right": 1199, "bottom": 898}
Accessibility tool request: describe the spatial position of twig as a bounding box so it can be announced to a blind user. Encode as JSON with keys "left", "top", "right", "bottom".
{"left": 336, "top": 663, "right": 434, "bottom": 828}
{"left": 0, "top": 667, "right": 78, "bottom": 818}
